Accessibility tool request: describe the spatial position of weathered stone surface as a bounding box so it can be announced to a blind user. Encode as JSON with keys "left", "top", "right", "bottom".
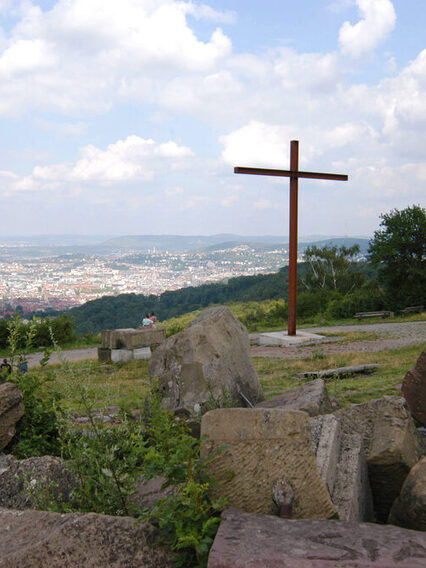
{"left": 102, "top": 328, "right": 166, "bottom": 350}
{"left": 0, "top": 508, "right": 174, "bottom": 567}
{"left": 402, "top": 347, "right": 426, "bottom": 426}
{"left": 111, "top": 348, "right": 134, "bottom": 363}
{"left": 311, "top": 414, "right": 341, "bottom": 494}
{"left": 149, "top": 306, "right": 264, "bottom": 413}
{"left": 130, "top": 476, "right": 174, "bottom": 510}
{"left": 134, "top": 347, "right": 151, "bottom": 360}
{"left": 0, "top": 382, "right": 24, "bottom": 451}
{"left": 201, "top": 408, "right": 336, "bottom": 518}
{"left": 257, "top": 379, "right": 332, "bottom": 416}
{"left": 97, "top": 347, "right": 111, "bottom": 363}
{"left": 207, "top": 507, "right": 426, "bottom": 568}
{"left": 334, "top": 396, "right": 425, "bottom": 522}
{"left": 310, "top": 415, "right": 374, "bottom": 522}
{"left": 0, "top": 455, "right": 78, "bottom": 510}
{"left": 331, "top": 432, "right": 374, "bottom": 522}
{"left": 389, "top": 456, "right": 426, "bottom": 531}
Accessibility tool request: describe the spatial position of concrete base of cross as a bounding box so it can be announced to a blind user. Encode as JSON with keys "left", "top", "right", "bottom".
{"left": 256, "top": 330, "right": 325, "bottom": 346}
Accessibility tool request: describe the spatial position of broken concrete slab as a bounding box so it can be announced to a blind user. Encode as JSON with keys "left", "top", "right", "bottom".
{"left": 257, "top": 379, "right": 333, "bottom": 416}
{"left": 207, "top": 507, "right": 426, "bottom": 568}
{"left": 201, "top": 408, "right": 337, "bottom": 519}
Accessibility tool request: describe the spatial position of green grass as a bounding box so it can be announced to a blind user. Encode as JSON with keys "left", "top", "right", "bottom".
{"left": 253, "top": 342, "right": 420, "bottom": 407}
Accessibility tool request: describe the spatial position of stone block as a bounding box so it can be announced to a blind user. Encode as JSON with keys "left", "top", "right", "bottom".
{"left": 331, "top": 432, "right": 374, "bottom": 522}
{"left": 201, "top": 408, "right": 336, "bottom": 519}
{"left": 110, "top": 349, "right": 134, "bottom": 363}
{"left": 334, "top": 396, "right": 425, "bottom": 522}
{"left": 389, "top": 456, "right": 426, "bottom": 531}
{"left": 102, "top": 328, "right": 166, "bottom": 350}
{"left": 97, "top": 347, "right": 111, "bottom": 363}
{"left": 257, "top": 379, "right": 333, "bottom": 416}
{"left": 207, "top": 507, "right": 426, "bottom": 568}
{"left": 311, "top": 414, "right": 341, "bottom": 494}
{"left": 134, "top": 347, "right": 151, "bottom": 360}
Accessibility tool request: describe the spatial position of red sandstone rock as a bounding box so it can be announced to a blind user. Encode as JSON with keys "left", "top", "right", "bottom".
{"left": 207, "top": 507, "right": 426, "bottom": 567}
{"left": 402, "top": 347, "right": 426, "bottom": 426}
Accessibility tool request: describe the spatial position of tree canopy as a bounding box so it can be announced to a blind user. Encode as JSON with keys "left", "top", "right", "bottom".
{"left": 368, "top": 205, "right": 426, "bottom": 309}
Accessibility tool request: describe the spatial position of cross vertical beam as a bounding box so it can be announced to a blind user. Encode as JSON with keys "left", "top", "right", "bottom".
{"left": 234, "top": 140, "right": 348, "bottom": 337}
{"left": 288, "top": 140, "right": 299, "bottom": 336}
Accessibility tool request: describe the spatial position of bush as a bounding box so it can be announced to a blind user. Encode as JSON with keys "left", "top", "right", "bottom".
{"left": 326, "top": 284, "right": 386, "bottom": 319}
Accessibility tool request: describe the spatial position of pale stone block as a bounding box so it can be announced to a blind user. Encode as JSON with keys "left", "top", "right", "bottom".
{"left": 110, "top": 349, "right": 134, "bottom": 363}
{"left": 134, "top": 347, "right": 151, "bottom": 360}
{"left": 201, "top": 408, "right": 337, "bottom": 519}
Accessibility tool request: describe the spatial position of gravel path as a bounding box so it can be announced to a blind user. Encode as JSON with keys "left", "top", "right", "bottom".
{"left": 250, "top": 320, "right": 426, "bottom": 359}
{"left": 21, "top": 321, "right": 426, "bottom": 367}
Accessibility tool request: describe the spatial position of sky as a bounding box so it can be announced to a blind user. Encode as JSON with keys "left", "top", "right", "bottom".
{"left": 0, "top": 0, "right": 425, "bottom": 237}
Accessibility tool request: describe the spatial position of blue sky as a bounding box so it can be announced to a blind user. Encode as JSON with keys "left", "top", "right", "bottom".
{"left": 0, "top": 0, "right": 425, "bottom": 236}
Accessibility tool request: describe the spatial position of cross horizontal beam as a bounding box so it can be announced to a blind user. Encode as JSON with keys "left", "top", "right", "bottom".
{"left": 234, "top": 166, "right": 348, "bottom": 182}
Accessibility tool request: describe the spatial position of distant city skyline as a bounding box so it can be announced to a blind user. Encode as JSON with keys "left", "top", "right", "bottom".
{"left": 0, "top": 1, "right": 424, "bottom": 236}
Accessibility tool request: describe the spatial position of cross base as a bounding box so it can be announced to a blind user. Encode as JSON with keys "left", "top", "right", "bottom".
{"left": 256, "top": 330, "right": 325, "bottom": 346}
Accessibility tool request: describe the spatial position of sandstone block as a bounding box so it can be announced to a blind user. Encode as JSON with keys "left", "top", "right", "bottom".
{"left": 257, "top": 379, "right": 333, "bottom": 416}
{"left": 207, "top": 507, "right": 426, "bottom": 568}
{"left": 331, "top": 432, "right": 374, "bottom": 522}
{"left": 0, "top": 508, "right": 174, "bottom": 567}
{"left": 334, "top": 396, "right": 425, "bottom": 522}
{"left": 389, "top": 456, "right": 426, "bottom": 531}
{"left": 149, "top": 306, "right": 264, "bottom": 413}
{"left": 311, "top": 414, "right": 341, "bottom": 494}
{"left": 402, "top": 347, "right": 426, "bottom": 426}
{"left": 97, "top": 347, "right": 111, "bottom": 363}
{"left": 0, "top": 382, "right": 24, "bottom": 451}
{"left": 201, "top": 408, "right": 336, "bottom": 518}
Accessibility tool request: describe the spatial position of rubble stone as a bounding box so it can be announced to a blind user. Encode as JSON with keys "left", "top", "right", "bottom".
{"left": 256, "top": 379, "right": 333, "bottom": 416}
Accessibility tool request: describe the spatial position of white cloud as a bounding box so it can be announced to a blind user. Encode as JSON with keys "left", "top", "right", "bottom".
{"left": 254, "top": 199, "right": 273, "bottom": 210}
{"left": 186, "top": 3, "right": 236, "bottom": 24}
{"left": 164, "top": 186, "right": 184, "bottom": 196}
{"left": 1, "top": 135, "right": 194, "bottom": 193}
{"left": 339, "top": 0, "right": 396, "bottom": 58}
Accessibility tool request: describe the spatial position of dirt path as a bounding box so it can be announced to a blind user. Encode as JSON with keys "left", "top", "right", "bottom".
{"left": 250, "top": 321, "right": 426, "bottom": 359}
{"left": 26, "top": 348, "right": 98, "bottom": 368}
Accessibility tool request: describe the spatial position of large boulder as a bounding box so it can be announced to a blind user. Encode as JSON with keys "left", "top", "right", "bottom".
{"left": 207, "top": 507, "right": 426, "bottom": 568}
{"left": 334, "top": 396, "right": 426, "bottom": 522}
{"left": 402, "top": 347, "right": 426, "bottom": 426}
{"left": 0, "top": 508, "right": 174, "bottom": 567}
{"left": 256, "top": 379, "right": 333, "bottom": 416}
{"left": 389, "top": 456, "right": 426, "bottom": 531}
{"left": 201, "top": 408, "right": 337, "bottom": 519}
{"left": 149, "top": 306, "right": 264, "bottom": 413}
{"left": 0, "top": 382, "right": 24, "bottom": 451}
{"left": 0, "top": 455, "right": 78, "bottom": 510}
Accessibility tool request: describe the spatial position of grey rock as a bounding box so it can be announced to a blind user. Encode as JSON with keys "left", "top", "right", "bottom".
{"left": 0, "top": 455, "right": 78, "bottom": 510}
{"left": 0, "top": 507, "right": 174, "bottom": 567}
{"left": 334, "top": 396, "right": 425, "bottom": 522}
{"left": 207, "top": 507, "right": 426, "bottom": 568}
{"left": 389, "top": 456, "right": 426, "bottom": 531}
{"left": 149, "top": 306, "right": 264, "bottom": 413}
{"left": 256, "top": 378, "right": 332, "bottom": 416}
{"left": 130, "top": 476, "right": 174, "bottom": 511}
{"left": 402, "top": 347, "right": 426, "bottom": 426}
{"left": 0, "top": 382, "right": 24, "bottom": 451}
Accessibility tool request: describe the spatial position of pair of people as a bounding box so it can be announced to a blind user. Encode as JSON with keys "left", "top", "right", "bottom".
{"left": 142, "top": 312, "right": 157, "bottom": 328}
{"left": 0, "top": 356, "right": 28, "bottom": 376}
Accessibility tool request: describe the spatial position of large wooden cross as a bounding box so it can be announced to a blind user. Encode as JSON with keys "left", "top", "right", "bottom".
{"left": 235, "top": 140, "right": 348, "bottom": 336}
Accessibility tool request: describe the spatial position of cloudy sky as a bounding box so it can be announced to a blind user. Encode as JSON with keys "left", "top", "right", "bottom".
{"left": 0, "top": 0, "right": 424, "bottom": 237}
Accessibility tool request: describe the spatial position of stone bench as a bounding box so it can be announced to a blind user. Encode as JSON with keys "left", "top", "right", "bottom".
{"left": 98, "top": 328, "right": 166, "bottom": 363}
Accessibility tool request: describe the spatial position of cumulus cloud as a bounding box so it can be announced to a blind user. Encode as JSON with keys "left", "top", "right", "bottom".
{"left": 339, "top": 0, "right": 396, "bottom": 58}
{"left": 1, "top": 135, "right": 193, "bottom": 193}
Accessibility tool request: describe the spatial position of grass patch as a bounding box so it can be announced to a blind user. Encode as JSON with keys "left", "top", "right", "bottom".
{"left": 253, "top": 343, "right": 421, "bottom": 406}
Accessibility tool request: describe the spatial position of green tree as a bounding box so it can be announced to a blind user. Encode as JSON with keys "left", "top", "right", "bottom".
{"left": 301, "top": 244, "right": 365, "bottom": 295}
{"left": 368, "top": 205, "right": 426, "bottom": 309}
